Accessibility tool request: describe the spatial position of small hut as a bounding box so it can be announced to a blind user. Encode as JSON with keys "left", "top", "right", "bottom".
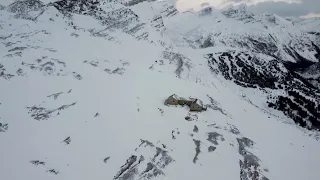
{"left": 165, "top": 94, "right": 180, "bottom": 105}
{"left": 178, "top": 97, "right": 192, "bottom": 106}
{"left": 165, "top": 95, "right": 207, "bottom": 112}
{"left": 190, "top": 99, "right": 207, "bottom": 112}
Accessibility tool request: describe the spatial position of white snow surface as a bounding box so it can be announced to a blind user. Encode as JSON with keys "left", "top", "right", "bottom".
{"left": 0, "top": 1, "right": 320, "bottom": 180}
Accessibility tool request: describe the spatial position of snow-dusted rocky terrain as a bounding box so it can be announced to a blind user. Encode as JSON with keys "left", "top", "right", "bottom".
{"left": 0, "top": 0, "right": 320, "bottom": 180}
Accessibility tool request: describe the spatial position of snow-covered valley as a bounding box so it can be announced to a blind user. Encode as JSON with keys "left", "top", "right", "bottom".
{"left": 0, "top": 0, "right": 320, "bottom": 180}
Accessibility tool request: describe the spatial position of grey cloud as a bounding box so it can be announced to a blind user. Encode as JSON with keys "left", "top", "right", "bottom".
{"left": 247, "top": 0, "right": 320, "bottom": 17}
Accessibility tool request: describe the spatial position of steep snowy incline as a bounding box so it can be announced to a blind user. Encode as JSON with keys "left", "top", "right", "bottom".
{"left": 1, "top": 1, "right": 320, "bottom": 180}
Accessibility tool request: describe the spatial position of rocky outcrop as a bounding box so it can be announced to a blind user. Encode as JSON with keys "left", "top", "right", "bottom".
{"left": 206, "top": 51, "right": 320, "bottom": 130}
{"left": 237, "top": 137, "right": 269, "bottom": 180}
{"left": 50, "top": 0, "right": 147, "bottom": 37}
{"left": 50, "top": 0, "right": 101, "bottom": 15}
{"left": 114, "top": 139, "right": 174, "bottom": 180}
{"left": 6, "top": 0, "right": 45, "bottom": 20}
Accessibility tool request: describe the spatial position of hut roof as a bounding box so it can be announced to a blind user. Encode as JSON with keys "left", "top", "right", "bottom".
{"left": 170, "top": 94, "right": 180, "bottom": 100}
{"left": 194, "top": 99, "right": 203, "bottom": 107}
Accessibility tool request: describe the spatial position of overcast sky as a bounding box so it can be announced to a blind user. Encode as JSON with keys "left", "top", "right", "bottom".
{"left": 1, "top": 0, "right": 319, "bottom": 18}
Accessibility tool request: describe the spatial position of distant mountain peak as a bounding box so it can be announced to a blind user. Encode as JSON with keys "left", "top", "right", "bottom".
{"left": 221, "top": 4, "right": 254, "bottom": 22}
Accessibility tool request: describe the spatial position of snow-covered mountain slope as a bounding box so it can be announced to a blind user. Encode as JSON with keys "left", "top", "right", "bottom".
{"left": 166, "top": 5, "right": 320, "bottom": 63}
{"left": 294, "top": 17, "right": 320, "bottom": 54}
{"left": 0, "top": 1, "right": 320, "bottom": 180}
{"left": 299, "top": 62, "right": 320, "bottom": 89}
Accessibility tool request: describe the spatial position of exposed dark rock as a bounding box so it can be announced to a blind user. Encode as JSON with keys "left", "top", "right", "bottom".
{"left": 222, "top": 5, "right": 255, "bottom": 23}
{"left": 171, "top": 130, "right": 176, "bottom": 139}
{"left": 283, "top": 57, "right": 315, "bottom": 71}
{"left": 0, "top": 34, "right": 12, "bottom": 40}
{"left": 0, "top": 64, "right": 15, "bottom": 80}
{"left": 206, "top": 51, "right": 320, "bottom": 130}
{"left": 208, "top": 146, "right": 216, "bottom": 152}
{"left": 7, "top": 0, "right": 45, "bottom": 21}
{"left": 72, "top": 72, "right": 82, "bottom": 80}
{"left": 141, "top": 162, "right": 154, "bottom": 174}
{"left": 200, "top": 36, "right": 214, "bottom": 48}
{"left": 229, "top": 125, "right": 241, "bottom": 135}
{"left": 16, "top": 68, "right": 26, "bottom": 76}
{"left": 184, "top": 113, "right": 198, "bottom": 121}
{"left": 0, "top": 123, "right": 8, "bottom": 132}
{"left": 192, "top": 139, "right": 201, "bottom": 164}
{"left": 206, "top": 95, "right": 228, "bottom": 116}
{"left": 103, "top": 157, "right": 110, "bottom": 163}
{"left": 268, "top": 92, "right": 320, "bottom": 129}
{"left": 207, "top": 132, "right": 224, "bottom": 145}
{"left": 30, "top": 160, "right": 45, "bottom": 166}
{"left": 0, "top": 122, "right": 8, "bottom": 132}
{"left": 139, "top": 139, "right": 155, "bottom": 148}
{"left": 51, "top": 0, "right": 101, "bottom": 15}
{"left": 162, "top": 51, "right": 192, "bottom": 78}
{"left": 51, "top": 0, "right": 144, "bottom": 38}
{"left": 161, "top": 5, "right": 178, "bottom": 17}
{"left": 47, "top": 169, "right": 59, "bottom": 175}
{"left": 150, "top": 15, "right": 165, "bottom": 32}
{"left": 63, "top": 136, "right": 71, "bottom": 145}
{"left": 5, "top": 51, "right": 22, "bottom": 58}
{"left": 237, "top": 137, "right": 269, "bottom": 180}
{"left": 115, "top": 140, "right": 173, "bottom": 179}
{"left": 114, "top": 155, "right": 137, "bottom": 179}
{"left": 83, "top": 60, "right": 99, "bottom": 67}
{"left": 8, "top": 47, "right": 27, "bottom": 52}
{"left": 104, "top": 67, "right": 126, "bottom": 75}
{"left": 71, "top": 33, "right": 79, "bottom": 37}
{"left": 120, "top": 0, "right": 155, "bottom": 7}
{"left": 299, "top": 62, "right": 320, "bottom": 89}
{"left": 112, "top": 68, "right": 125, "bottom": 75}
{"left": 51, "top": 58, "right": 66, "bottom": 67}
{"left": 22, "top": 57, "right": 66, "bottom": 76}
{"left": 47, "top": 92, "right": 63, "bottom": 100}
{"left": 158, "top": 108, "right": 164, "bottom": 116}
{"left": 27, "top": 102, "right": 77, "bottom": 121}
{"left": 199, "top": 7, "right": 212, "bottom": 16}
{"left": 193, "top": 125, "right": 199, "bottom": 133}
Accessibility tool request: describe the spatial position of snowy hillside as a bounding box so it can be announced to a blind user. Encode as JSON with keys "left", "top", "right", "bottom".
{"left": 0, "top": 0, "right": 320, "bottom": 180}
